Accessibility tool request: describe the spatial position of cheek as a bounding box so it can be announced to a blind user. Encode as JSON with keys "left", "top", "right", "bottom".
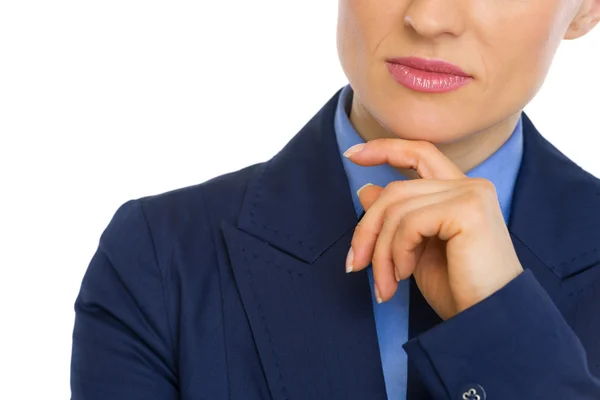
{"left": 336, "top": 4, "right": 363, "bottom": 75}
{"left": 493, "top": 26, "right": 556, "bottom": 80}
{"left": 337, "top": 0, "right": 401, "bottom": 80}
{"left": 481, "top": 7, "right": 566, "bottom": 99}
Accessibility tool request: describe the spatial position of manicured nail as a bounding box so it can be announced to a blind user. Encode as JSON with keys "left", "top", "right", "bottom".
{"left": 357, "top": 182, "right": 374, "bottom": 197}
{"left": 374, "top": 284, "right": 383, "bottom": 304}
{"left": 395, "top": 267, "right": 400, "bottom": 282}
{"left": 345, "top": 247, "right": 354, "bottom": 273}
{"left": 343, "top": 143, "right": 366, "bottom": 158}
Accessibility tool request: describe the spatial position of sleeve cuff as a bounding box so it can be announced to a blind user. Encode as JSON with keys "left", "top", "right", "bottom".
{"left": 403, "top": 269, "right": 595, "bottom": 399}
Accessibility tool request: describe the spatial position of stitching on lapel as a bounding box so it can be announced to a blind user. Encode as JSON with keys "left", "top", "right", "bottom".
{"left": 241, "top": 247, "right": 290, "bottom": 400}
{"left": 249, "top": 165, "right": 317, "bottom": 252}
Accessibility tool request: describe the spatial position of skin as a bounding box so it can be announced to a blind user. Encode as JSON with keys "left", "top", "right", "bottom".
{"left": 337, "top": 0, "right": 600, "bottom": 318}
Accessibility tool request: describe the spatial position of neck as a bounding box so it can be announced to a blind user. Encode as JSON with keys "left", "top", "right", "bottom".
{"left": 348, "top": 96, "right": 521, "bottom": 179}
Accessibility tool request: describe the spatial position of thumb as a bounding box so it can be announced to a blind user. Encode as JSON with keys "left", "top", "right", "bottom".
{"left": 357, "top": 183, "right": 384, "bottom": 211}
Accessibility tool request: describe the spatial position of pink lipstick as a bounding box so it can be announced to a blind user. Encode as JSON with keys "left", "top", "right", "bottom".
{"left": 386, "top": 57, "right": 473, "bottom": 93}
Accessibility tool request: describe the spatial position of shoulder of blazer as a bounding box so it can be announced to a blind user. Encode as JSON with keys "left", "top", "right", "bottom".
{"left": 130, "top": 161, "right": 265, "bottom": 271}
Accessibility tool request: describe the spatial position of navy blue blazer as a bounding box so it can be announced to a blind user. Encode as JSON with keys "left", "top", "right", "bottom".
{"left": 71, "top": 88, "right": 600, "bottom": 400}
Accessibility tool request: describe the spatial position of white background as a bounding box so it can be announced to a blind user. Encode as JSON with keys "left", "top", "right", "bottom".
{"left": 1, "top": 1, "right": 598, "bottom": 399}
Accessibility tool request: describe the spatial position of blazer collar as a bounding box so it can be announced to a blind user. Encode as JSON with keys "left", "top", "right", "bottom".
{"left": 235, "top": 87, "right": 357, "bottom": 264}
{"left": 236, "top": 89, "right": 600, "bottom": 277}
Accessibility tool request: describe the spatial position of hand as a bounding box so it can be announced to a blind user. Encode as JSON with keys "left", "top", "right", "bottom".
{"left": 343, "top": 139, "right": 524, "bottom": 320}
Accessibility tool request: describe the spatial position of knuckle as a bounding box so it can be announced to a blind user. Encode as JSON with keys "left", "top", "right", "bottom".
{"left": 463, "top": 192, "right": 488, "bottom": 226}
{"left": 386, "top": 180, "right": 407, "bottom": 193}
{"left": 353, "top": 221, "right": 375, "bottom": 243}
{"left": 466, "top": 189, "right": 485, "bottom": 208}
{"left": 473, "top": 178, "right": 497, "bottom": 196}
{"left": 397, "top": 211, "right": 414, "bottom": 231}
{"left": 382, "top": 201, "right": 404, "bottom": 221}
{"left": 382, "top": 181, "right": 407, "bottom": 200}
{"left": 371, "top": 251, "right": 390, "bottom": 268}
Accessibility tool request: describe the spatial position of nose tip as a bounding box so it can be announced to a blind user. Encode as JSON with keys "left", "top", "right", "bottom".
{"left": 403, "top": 0, "right": 465, "bottom": 38}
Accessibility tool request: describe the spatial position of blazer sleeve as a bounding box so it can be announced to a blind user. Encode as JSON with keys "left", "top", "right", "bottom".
{"left": 402, "top": 269, "right": 600, "bottom": 399}
{"left": 70, "top": 200, "right": 178, "bottom": 400}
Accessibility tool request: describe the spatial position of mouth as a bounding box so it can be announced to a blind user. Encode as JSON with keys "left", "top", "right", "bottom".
{"left": 385, "top": 57, "right": 473, "bottom": 93}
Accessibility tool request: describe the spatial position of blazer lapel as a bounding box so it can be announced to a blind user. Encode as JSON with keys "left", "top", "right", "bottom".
{"left": 222, "top": 89, "right": 388, "bottom": 400}
{"left": 507, "top": 113, "right": 600, "bottom": 281}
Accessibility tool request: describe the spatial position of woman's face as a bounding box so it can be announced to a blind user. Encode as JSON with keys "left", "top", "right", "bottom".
{"left": 337, "top": 0, "right": 598, "bottom": 143}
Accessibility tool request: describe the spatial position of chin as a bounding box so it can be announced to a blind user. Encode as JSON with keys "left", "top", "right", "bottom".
{"left": 378, "top": 108, "right": 473, "bottom": 144}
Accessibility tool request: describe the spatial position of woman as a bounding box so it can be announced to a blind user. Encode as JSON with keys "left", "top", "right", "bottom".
{"left": 70, "top": 1, "right": 600, "bottom": 399}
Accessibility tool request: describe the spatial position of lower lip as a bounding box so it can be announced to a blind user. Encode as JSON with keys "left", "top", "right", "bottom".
{"left": 386, "top": 62, "right": 473, "bottom": 93}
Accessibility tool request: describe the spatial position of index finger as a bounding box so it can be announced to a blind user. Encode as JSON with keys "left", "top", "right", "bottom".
{"left": 343, "top": 139, "right": 465, "bottom": 180}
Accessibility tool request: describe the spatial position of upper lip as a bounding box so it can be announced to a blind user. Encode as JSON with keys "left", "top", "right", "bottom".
{"left": 387, "top": 57, "right": 471, "bottom": 77}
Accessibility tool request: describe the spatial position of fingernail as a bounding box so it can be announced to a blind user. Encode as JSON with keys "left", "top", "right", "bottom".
{"left": 374, "top": 284, "right": 383, "bottom": 304}
{"left": 345, "top": 247, "right": 354, "bottom": 273}
{"left": 357, "top": 182, "right": 374, "bottom": 197}
{"left": 343, "top": 143, "right": 366, "bottom": 158}
{"left": 395, "top": 267, "right": 400, "bottom": 282}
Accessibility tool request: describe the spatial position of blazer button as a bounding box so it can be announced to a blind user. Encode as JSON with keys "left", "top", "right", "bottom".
{"left": 458, "top": 383, "right": 486, "bottom": 400}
